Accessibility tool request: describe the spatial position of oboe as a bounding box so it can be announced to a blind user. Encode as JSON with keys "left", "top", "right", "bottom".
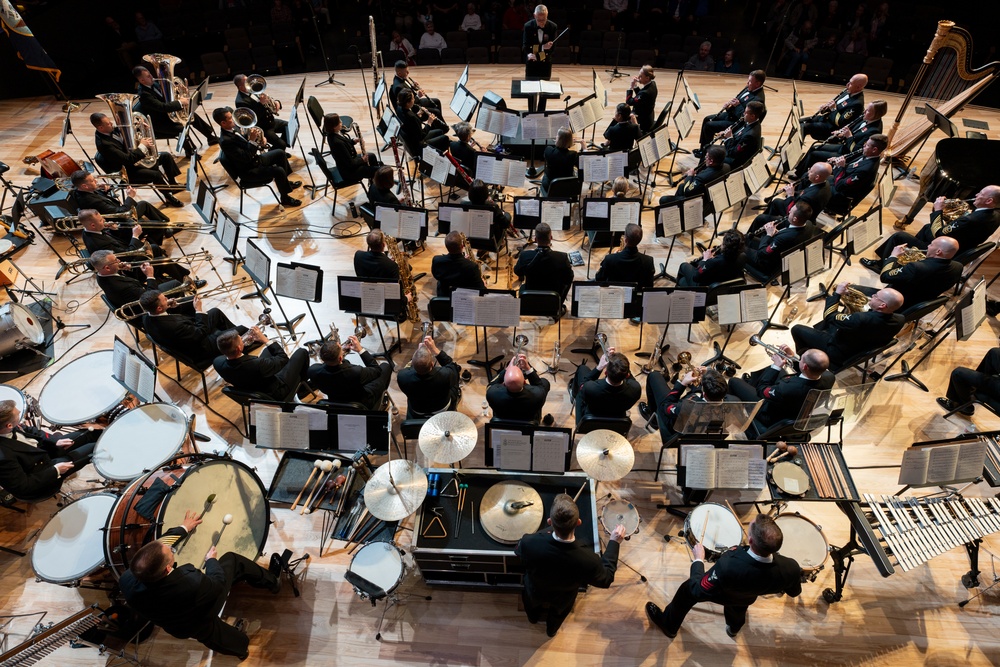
{"left": 389, "top": 136, "right": 412, "bottom": 206}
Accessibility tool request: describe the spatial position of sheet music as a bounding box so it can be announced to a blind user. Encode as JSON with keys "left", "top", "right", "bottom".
{"left": 113, "top": 338, "right": 128, "bottom": 382}
{"left": 725, "top": 170, "right": 746, "bottom": 206}
{"left": 782, "top": 249, "right": 806, "bottom": 284}
{"left": 451, "top": 288, "right": 479, "bottom": 325}
{"left": 682, "top": 197, "right": 704, "bottom": 230}
{"left": 668, "top": 290, "right": 695, "bottom": 323}
{"left": 568, "top": 104, "right": 587, "bottom": 133}
{"left": 490, "top": 428, "right": 518, "bottom": 469}
{"left": 580, "top": 154, "right": 607, "bottom": 183}
{"left": 848, "top": 215, "right": 876, "bottom": 253}
{"left": 586, "top": 97, "right": 603, "bottom": 123}
{"left": 498, "top": 431, "right": 532, "bottom": 470}
{"left": 609, "top": 201, "right": 639, "bottom": 232}
{"left": 539, "top": 80, "right": 561, "bottom": 95}
{"left": 960, "top": 282, "right": 986, "bottom": 339}
{"left": 460, "top": 95, "right": 477, "bottom": 122}
{"left": 653, "top": 130, "right": 671, "bottom": 162}
{"left": 294, "top": 405, "right": 328, "bottom": 431}
{"left": 638, "top": 133, "right": 656, "bottom": 168}
{"left": 385, "top": 115, "right": 401, "bottom": 140}
{"left": 450, "top": 87, "right": 468, "bottom": 117}
{"left": 717, "top": 293, "right": 742, "bottom": 326}
{"left": 955, "top": 441, "right": 987, "bottom": 480}
{"left": 253, "top": 408, "right": 282, "bottom": 448}
{"left": 708, "top": 180, "right": 729, "bottom": 211}
{"left": 594, "top": 72, "right": 608, "bottom": 107}
{"left": 124, "top": 356, "right": 142, "bottom": 397}
{"left": 741, "top": 288, "right": 770, "bottom": 321}
{"left": 879, "top": 170, "right": 896, "bottom": 206}
{"left": 658, "top": 204, "right": 682, "bottom": 237}
{"left": 516, "top": 198, "right": 540, "bottom": 218}
{"left": 275, "top": 264, "right": 319, "bottom": 301}
{"left": 477, "top": 293, "right": 520, "bottom": 327}
{"left": 337, "top": 413, "right": 367, "bottom": 451}
{"left": 505, "top": 159, "right": 527, "bottom": 189}
{"left": 926, "top": 444, "right": 960, "bottom": 483}
{"left": 501, "top": 112, "right": 521, "bottom": 138}
{"left": 255, "top": 410, "right": 310, "bottom": 449}
{"left": 360, "top": 282, "right": 386, "bottom": 315}
{"left": 425, "top": 149, "right": 453, "bottom": 184}
{"left": 541, "top": 200, "right": 568, "bottom": 228}
{"left": 898, "top": 448, "right": 931, "bottom": 485}
{"left": 716, "top": 449, "right": 750, "bottom": 488}
{"left": 606, "top": 151, "right": 626, "bottom": 178}
{"left": 520, "top": 113, "right": 542, "bottom": 140}
{"left": 684, "top": 447, "right": 716, "bottom": 489}
{"left": 467, "top": 209, "right": 493, "bottom": 239}
{"left": 340, "top": 279, "right": 361, "bottom": 299}
{"left": 398, "top": 210, "right": 424, "bottom": 241}
{"left": 785, "top": 135, "right": 802, "bottom": 166}
{"left": 599, "top": 286, "right": 626, "bottom": 318}
{"left": 749, "top": 154, "right": 770, "bottom": 193}
{"left": 221, "top": 215, "right": 237, "bottom": 253}
{"left": 575, "top": 285, "right": 602, "bottom": 318}
{"left": 642, "top": 291, "right": 671, "bottom": 323}
{"left": 476, "top": 155, "right": 502, "bottom": 185}
{"left": 520, "top": 80, "right": 541, "bottom": 94}
{"left": 532, "top": 431, "right": 568, "bottom": 472}
{"left": 675, "top": 104, "right": 694, "bottom": 138}
{"left": 244, "top": 241, "right": 270, "bottom": 286}
{"left": 805, "top": 238, "right": 824, "bottom": 276}
{"left": 376, "top": 205, "right": 402, "bottom": 237}
{"left": 585, "top": 200, "right": 609, "bottom": 219}
{"left": 747, "top": 458, "right": 767, "bottom": 489}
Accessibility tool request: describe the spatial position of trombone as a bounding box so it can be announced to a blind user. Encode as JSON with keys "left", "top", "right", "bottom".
{"left": 116, "top": 249, "right": 212, "bottom": 270}
{"left": 52, "top": 209, "right": 136, "bottom": 233}
{"left": 64, "top": 241, "right": 153, "bottom": 275}
{"left": 113, "top": 278, "right": 248, "bottom": 321}
{"left": 54, "top": 173, "right": 186, "bottom": 192}
{"left": 748, "top": 335, "right": 800, "bottom": 367}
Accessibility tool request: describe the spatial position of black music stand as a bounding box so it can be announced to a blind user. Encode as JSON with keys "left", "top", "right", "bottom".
{"left": 568, "top": 280, "right": 641, "bottom": 362}
{"left": 581, "top": 197, "right": 641, "bottom": 279}
{"left": 703, "top": 283, "right": 772, "bottom": 372}
{"left": 275, "top": 262, "right": 324, "bottom": 339}
{"left": 451, "top": 287, "right": 520, "bottom": 382}
{"left": 337, "top": 276, "right": 406, "bottom": 358}
{"left": 244, "top": 238, "right": 304, "bottom": 339}
{"left": 484, "top": 422, "right": 573, "bottom": 472}
{"left": 634, "top": 287, "right": 708, "bottom": 373}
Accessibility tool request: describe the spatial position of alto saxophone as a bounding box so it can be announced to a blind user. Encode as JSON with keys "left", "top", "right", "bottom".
{"left": 384, "top": 233, "right": 421, "bottom": 323}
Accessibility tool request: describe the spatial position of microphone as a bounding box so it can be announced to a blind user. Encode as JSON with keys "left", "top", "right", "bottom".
{"left": 348, "top": 44, "right": 359, "bottom": 53}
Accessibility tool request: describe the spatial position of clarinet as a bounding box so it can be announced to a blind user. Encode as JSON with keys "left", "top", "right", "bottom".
{"left": 389, "top": 136, "right": 412, "bottom": 206}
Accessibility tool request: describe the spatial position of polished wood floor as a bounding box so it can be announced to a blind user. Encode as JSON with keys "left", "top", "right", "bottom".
{"left": 1, "top": 65, "right": 1000, "bottom": 666}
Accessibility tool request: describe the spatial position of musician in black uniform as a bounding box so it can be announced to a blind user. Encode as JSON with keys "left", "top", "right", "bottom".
{"left": 728, "top": 348, "right": 834, "bottom": 436}
{"left": 658, "top": 146, "right": 729, "bottom": 209}
{"left": 71, "top": 170, "right": 174, "bottom": 244}
{"left": 119, "top": 512, "right": 282, "bottom": 661}
{"left": 213, "top": 107, "right": 301, "bottom": 207}
{"left": 646, "top": 514, "right": 802, "bottom": 639}
{"left": 625, "top": 65, "right": 657, "bottom": 134}
{"left": 870, "top": 186, "right": 1000, "bottom": 259}
{"left": 800, "top": 73, "right": 867, "bottom": 141}
{"left": 234, "top": 73, "right": 288, "bottom": 150}
{"left": 515, "top": 493, "right": 625, "bottom": 637}
{"left": 540, "top": 127, "right": 580, "bottom": 195}
{"left": 467, "top": 178, "right": 510, "bottom": 249}
{"left": 638, "top": 368, "right": 737, "bottom": 441}
{"left": 791, "top": 283, "right": 905, "bottom": 369}
{"left": 719, "top": 101, "right": 764, "bottom": 170}
{"left": 860, "top": 236, "right": 962, "bottom": 307}
{"left": 794, "top": 99, "right": 887, "bottom": 176}
{"left": 678, "top": 229, "right": 746, "bottom": 287}
{"left": 744, "top": 202, "right": 816, "bottom": 277}
{"left": 90, "top": 112, "right": 183, "bottom": 207}
{"left": 140, "top": 289, "right": 249, "bottom": 365}
{"left": 696, "top": 69, "right": 767, "bottom": 150}
{"left": 432, "top": 231, "right": 486, "bottom": 296}
{"left": 354, "top": 229, "right": 401, "bottom": 282}
{"left": 214, "top": 329, "right": 310, "bottom": 402}
{"left": 825, "top": 133, "right": 886, "bottom": 216}
{"left": 486, "top": 354, "right": 551, "bottom": 423}
{"left": 323, "top": 113, "right": 379, "bottom": 183}
{"left": 79, "top": 210, "right": 192, "bottom": 284}
{"left": 938, "top": 347, "right": 1000, "bottom": 416}
{"left": 307, "top": 337, "right": 392, "bottom": 410}
{"left": 748, "top": 162, "right": 831, "bottom": 234}
{"left": 449, "top": 122, "right": 479, "bottom": 178}
{"left": 91, "top": 250, "right": 194, "bottom": 324}
{"left": 603, "top": 103, "right": 641, "bottom": 153}
{"left": 522, "top": 4, "right": 558, "bottom": 81}
{"left": 396, "top": 335, "right": 462, "bottom": 417}
{"left": 390, "top": 61, "right": 447, "bottom": 124}
{"left": 132, "top": 65, "right": 218, "bottom": 155}
{"left": 0, "top": 400, "right": 100, "bottom": 501}
{"left": 367, "top": 166, "right": 401, "bottom": 207}
{"left": 570, "top": 349, "right": 641, "bottom": 428}
{"left": 396, "top": 89, "right": 450, "bottom": 159}
{"left": 595, "top": 222, "right": 654, "bottom": 288}
{"left": 513, "top": 222, "right": 575, "bottom": 301}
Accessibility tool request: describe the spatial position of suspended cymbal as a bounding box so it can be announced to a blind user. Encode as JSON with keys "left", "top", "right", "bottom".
{"left": 479, "top": 481, "right": 544, "bottom": 545}
{"left": 364, "top": 459, "right": 428, "bottom": 522}
{"left": 418, "top": 411, "right": 478, "bottom": 464}
{"left": 576, "top": 429, "right": 634, "bottom": 481}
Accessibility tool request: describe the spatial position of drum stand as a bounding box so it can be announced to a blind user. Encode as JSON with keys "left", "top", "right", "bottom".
{"left": 274, "top": 548, "right": 308, "bottom": 598}
{"left": 345, "top": 565, "right": 432, "bottom": 641}
{"left": 596, "top": 493, "right": 648, "bottom": 583}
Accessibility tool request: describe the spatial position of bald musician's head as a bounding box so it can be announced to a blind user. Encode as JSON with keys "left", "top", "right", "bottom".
{"left": 926, "top": 236, "right": 959, "bottom": 260}
{"left": 847, "top": 73, "right": 868, "bottom": 95}
{"left": 974, "top": 186, "right": 1000, "bottom": 210}
{"left": 871, "top": 287, "right": 903, "bottom": 314}
{"left": 444, "top": 230, "right": 464, "bottom": 255}
{"left": 799, "top": 349, "right": 830, "bottom": 379}
{"left": 809, "top": 162, "right": 832, "bottom": 183}
{"left": 504, "top": 364, "right": 526, "bottom": 393}
{"left": 367, "top": 229, "right": 386, "bottom": 253}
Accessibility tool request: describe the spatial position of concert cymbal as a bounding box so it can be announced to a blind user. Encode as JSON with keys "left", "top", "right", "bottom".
{"left": 479, "top": 481, "right": 544, "bottom": 545}
{"left": 576, "top": 429, "right": 634, "bottom": 481}
{"left": 418, "top": 411, "right": 478, "bottom": 464}
{"left": 363, "top": 459, "right": 429, "bottom": 522}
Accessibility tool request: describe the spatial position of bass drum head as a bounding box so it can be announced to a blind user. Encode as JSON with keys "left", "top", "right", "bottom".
{"left": 93, "top": 403, "right": 189, "bottom": 481}
{"left": 774, "top": 514, "right": 829, "bottom": 570}
{"left": 39, "top": 350, "right": 128, "bottom": 425}
{"left": 686, "top": 503, "right": 744, "bottom": 554}
{"left": 7, "top": 303, "right": 44, "bottom": 344}
{"left": 348, "top": 542, "right": 404, "bottom": 594}
{"left": 0, "top": 384, "right": 26, "bottom": 414}
{"left": 160, "top": 459, "right": 270, "bottom": 567}
{"left": 31, "top": 493, "right": 116, "bottom": 584}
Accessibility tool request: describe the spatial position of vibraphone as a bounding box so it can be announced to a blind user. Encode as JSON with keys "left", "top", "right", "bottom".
{"left": 0, "top": 607, "right": 101, "bottom": 667}
{"left": 826, "top": 494, "right": 1000, "bottom": 604}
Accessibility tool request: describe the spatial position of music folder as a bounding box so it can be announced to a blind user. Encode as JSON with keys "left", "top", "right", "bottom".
{"left": 512, "top": 196, "right": 573, "bottom": 231}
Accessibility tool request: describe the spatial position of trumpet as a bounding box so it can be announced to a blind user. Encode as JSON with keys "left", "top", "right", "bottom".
{"left": 748, "top": 335, "right": 800, "bottom": 366}
{"left": 242, "top": 309, "right": 274, "bottom": 347}
{"left": 112, "top": 278, "right": 246, "bottom": 320}
{"left": 246, "top": 74, "right": 280, "bottom": 115}
{"left": 595, "top": 332, "right": 613, "bottom": 359}
{"left": 420, "top": 321, "right": 433, "bottom": 339}
{"left": 671, "top": 351, "right": 703, "bottom": 386}
{"left": 511, "top": 333, "right": 529, "bottom": 362}
{"left": 233, "top": 107, "right": 267, "bottom": 149}
{"left": 354, "top": 316, "right": 372, "bottom": 339}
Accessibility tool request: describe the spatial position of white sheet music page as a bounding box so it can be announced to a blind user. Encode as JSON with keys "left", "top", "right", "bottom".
{"left": 610, "top": 201, "right": 640, "bottom": 232}
{"left": 682, "top": 197, "right": 704, "bottom": 230}
{"left": 360, "top": 282, "right": 386, "bottom": 315}
{"left": 426, "top": 150, "right": 451, "bottom": 184}
{"left": 466, "top": 209, "right": 492, "bottom": 239}
{"left": 520, "top": 114, "right": 542, "bottom": 140}
{"left": 499, "top": 432, "right": 532, "bottom": 470}
{"left": 585, "top": 200, "right": 609, "bottom": 219}
{"left": 449, "top": 207, "right": 471, "bottom": 236}
{"left": 280, "top": 412, "right": 311, "bottom": 450}
{"left": 642, "top": 291, "right": 671, "bottom": 324}
{"left": 276, "top": 265, "right": 317, "bottom": 301}
{"left": 708, "top": 180, "right": 729, "bottom": 212}
{"left": 599, "top": 286, "right": 626, "bottom": 318}
{"left": 717, "top": 293, "right": 742, "bottom": 326}
{"left": 294, "top": 405, "right": 328, "bottom": 431}
{"left": 539, "top": 80, "right": 561, "bottom": 95}
{"left": 221, "top": 216, "right": 237, "bottom": 252}
{"left": 897, "top": 448, "right": 930, "bottom": 485}
{"left": 476, "top": 155, "right": 501, "bottom": 185}
{"left": 337, "top": 413, "right": 367, "bottom": 451}
{"left": 653, "top": 130, "right": 671, "bottom": 162}
{"left": 475, "top": 105, "right": 494, "bottom": 132}
{"left": 741, "top": 288, "right": 770, "bottom": 322}
{"left": 638, "top": 134, "right": 656, "bottom": 168}
{"left": 532, "top": 431, "right": 568, "bottom": 472}
{"left": 658, "top": 204, "right": 682, "bottom": 237}
{"left": 606, "top": 151, "right": 626, "bottom": 179}
{"left": 540, "top": 200, "right": 565, "bottom": 228}
{"left": 725, "top": 170, "right": 746, "bottom": 206}
{"left": 501, "top": 112, "right": 521, "bottom": 138}
{"left": 580, "top": 154, "right": 607, "bottom": 183}
{"left": 926, "top": 444, "right": 960, "bottom": 484}
{"left": 245, "top": 243, "right": 269, "bottom": 284}
{"left": 112, "top": 338, "right": 129, "bottom": 382}
{"left": 450, "top": 87, "right": 467, "bottom": 116}
{"left": 675, "top": 105, "right": 694, "bottom": 138}
{"left": 376, "top": 206, "right": 401, "bottom": 238}
{"left": 253, "top": 408, "right": 282, "bottom": 448}
{"left": 782, "top": 248, "right": 806, "bottom": 284}
{"left": 489, "top": 293, "right": 520, "bottom": 327}
{"left": 398, "top": 210, "right": 424, "bottom": 241}
{"left": 684, "top": 447, "right": 716, "bottom": 489}
{"left": 460, "top": 96, "right": 477, "bottom": 121}
{"left": 668, "top": 290, "right": 695, "bottom": 323}
{"left": 568, "top": 104, "right": 586, "bottom": 133}
{"left": 586, "top": 97, "right": 603, "bottom": 124}
{"left": 451, "top": 288, "right": 479, "bottom": 325}
{"left": 716, "top": 449, "right": 750, "bottom": 488}
{"left": 340, "top": 279, "right": 361, "bottom": 299}
{"left": 955, "top": 440, "right": 987, "bottom": 481}
{"left": 805, "top": 238, "right": 824, "bottom": 276}
{"left": 124, "top": 355, "right": 142, "bottom": 396}
{"left": 520, "top": 80, "right": 541, "bottom": 94}
{"left": 517, "top": 198, "right": 540, "bottom": 217}
{"left": 575, "top": 285, "right": 602, "bottom": 318}
{"left": 505, "top": 159, "right": 527, "bottom": 189}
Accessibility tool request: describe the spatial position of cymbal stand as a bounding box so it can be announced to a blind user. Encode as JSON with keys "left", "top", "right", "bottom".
{"left": 597, "top": 492, "right": 647, "bottom": 582}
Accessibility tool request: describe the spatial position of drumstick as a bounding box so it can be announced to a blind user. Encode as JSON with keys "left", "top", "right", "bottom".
{"left": 348, "top": 520, "right": 384, "bottom": 554}
{"left": 815, "top": 445, "right": 835, "bottom": 498}
{"left": 302, "top": 461, "right": 336, "bottom": 513}
{"left": 292, "top": 461, "right": 323, "bottom": 510}
{"left": 197, "top": 494, "right": 217, "bottom": 519}
{"left": 801, "top": 445, "right": 824, "bottom": 497}
{"left": 572, "top": 481, "right": 588, "bottom": 503}
{"left": 346, "top": 509, "right": 371, "bottom": 543}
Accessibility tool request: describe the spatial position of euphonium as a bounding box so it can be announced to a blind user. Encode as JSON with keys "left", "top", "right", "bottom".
{"left": 895, "top": 246, "right": 926, "bottom": 265}
{"left": 941, "top": 198, "right": 972, "bottom": 222}
{"left": 142, "top": 53, "right": 189, "bottom": 123}
{"left": 246, "top": 74, "right": 280, "bottom": 115}
{"left": 233, "top": 107, "right": 267, "bottom": 148}
{"left": 840, "top": 286, "right": 870, "bottom": 313}
{"left": 384, "top": 234, "right": 421, "bottom": 323}
{"left": 96, "top": 92, "right": 158, "bottom": 168}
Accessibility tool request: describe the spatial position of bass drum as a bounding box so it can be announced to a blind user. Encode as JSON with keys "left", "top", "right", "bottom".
{"left": 38, "top": 350, "right": 130, "bottom": 426}
{"left": 0, "top": 303, "right": 45, "bottom": 358}
{"left": 104, "top": 455, "right": 270, "bottom": 578}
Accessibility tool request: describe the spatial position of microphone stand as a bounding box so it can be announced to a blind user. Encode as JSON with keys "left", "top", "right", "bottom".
{"left": 311, "top": 5, "right": 344, "bottom": 88}
{"left": 605, "top": 32, "right": 626, "bottom": 81}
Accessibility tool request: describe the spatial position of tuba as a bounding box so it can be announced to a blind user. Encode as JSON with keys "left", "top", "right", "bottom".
{"left": 246, "top": 74, "right": 280, "bottom": 115}
{"left": 233, "top": 107, "right": 267, "bottom": 148}
{"left": 97, "top": 93, "right": 158, "bottom": 168}
{"left": 142, "top": 53, "right": 189, "bottom": 123}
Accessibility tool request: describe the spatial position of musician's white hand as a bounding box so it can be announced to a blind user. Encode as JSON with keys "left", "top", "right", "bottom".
{"left": 527, "top": 53, "right": 537, "bottom": 61}
{"left": 422, "top": 336, "right": 440, "bottom": 355}
{"left": 347, "top": 335, "right": 362, "bottom": 353}
{"left": 131, "top": 224, "right": 143, "bottom": 238}
{"left": 831, "top": 156, "right": 845, "bottom": 168}
{"left": 780, "top": 344, "right": 795, "bottom": 357}
{"left": 702, "top": 248, "right": 713, "bottom": 260}
{"left": 934, "top": 196, "right": 946, "bottom": 211}
{"left": 54, "top": 461, "right": 74, "bottom": 476}
{"left": 141, "top": 261, "right": 154, "bottom": 278}
{"left": 126, "top": 186, "right": 137, "bottom": 199}
{"left": 543, "top": 41, "right": 553, "bottom": 50}
{"left": 681, "top": 370, "right": 699, "bottom": 386}
{"left": 835, "top": 281, "right": 850, "bottom": 295}
{"left": 610, "top": 524, "right": 627, "bottom": 543}
{"left": 141, "top": 138, "right": 154, "bottom": 150}
{"left": 770, "top": 352, "right": 785, "bottom": 366}
{"left": 693, "top": 543, "right": 706, "bottom": 561}
{"left": 841, "top": 127, "right": 853, "bottom": 138}
{"left": 516, "top": 353, "right": 530, "bottom": 372}
{"left": 783, "top": 184, "right": 795, "bottom": 196}
{"left": 890, "top": 243, "right": 908, "bottom": 258}
{"left": 763, "top": 221, "right": 777, "bottom": 237}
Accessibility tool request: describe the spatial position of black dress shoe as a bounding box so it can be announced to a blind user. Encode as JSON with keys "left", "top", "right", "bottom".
{"left": 638, "top": 401, "right": 653, "bottom": 420}
{"left": 726, "top": 624, "right": 739, "bottom": 638}
{"left": 165, "top": 194, "right": 184, "bottom": 207}
{"left": 936, "top": 396, "right": 974, "bottom": 416}
{"left": 860, "top": 257, "right": 882, "bottom": 273}
{"left": 280, "top": 196, "right": 302, "bottom": 207}
{"left": 692, "top": 148, "right": 704, "bottom": 159}
{"left": 289, "top": 180, "right": 302, "bottom": 189}
{"left": 207, "top": 136, "right": 220, "bottom": 146}
{"left": 645, "top": 602, "right": 676, "bottom": 638}
{"left": 193, "top": 279, "right": 208, "bottom": 288}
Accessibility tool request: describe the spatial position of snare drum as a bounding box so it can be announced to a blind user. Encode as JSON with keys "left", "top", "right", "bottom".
{"left": 92, "top": 403, "right": 191, "bottom": 482}
{"left": 39, "top": 350, "right": 129, "bottom": 425}
{"left": 599, "top": 499, "right": 641, "bottom": 538}
{"left": 0, "top": 303, "right": 44, "bottom": 358}
{"left": 31, "top": 493, "right": 116, "bottom": 585}
{"left": 771, "top": 461, "right": 811, "bottom": 497}
{"left": 684, "top": 503, "right": 745, "bottom": 561}
{"left": 774, "top": 513, "right": 829, "bottom": 581}
{"left": 104, "top": 455, "right": 270, "bottom": 578}
{"left": 347, "top": 542, "right": 405, "bottom": 599}
{"left": 0, "top": 383, "right": 27, "bottom": 414}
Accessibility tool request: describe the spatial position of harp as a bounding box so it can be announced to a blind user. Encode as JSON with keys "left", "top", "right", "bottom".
{"left": 885, "top": 21, "right": 1000, "bottom": 163}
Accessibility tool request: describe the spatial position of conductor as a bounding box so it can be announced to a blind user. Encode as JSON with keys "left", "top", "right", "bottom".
{"left": 645, "top": 514, "right": 801, "bottom": 639}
